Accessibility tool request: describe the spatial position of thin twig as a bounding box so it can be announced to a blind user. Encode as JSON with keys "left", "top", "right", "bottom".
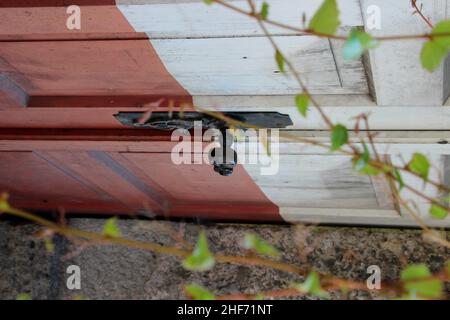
{"left": 411, "top": 0, "right": 433, "bottom": 28}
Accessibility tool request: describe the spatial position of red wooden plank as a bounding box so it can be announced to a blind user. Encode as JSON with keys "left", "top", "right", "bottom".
{"left": 0, "top": 151, "right": 129, "bottom": 213}
{"left": 0, "top": 33, "right": 148, "bottom": 42}
{"left": 0, "top": 140, "right": 280, "bottom": 221}
{"left": 0, "top": 5, "right": 193, "bottom": 109}
{"left": 42, "top": 150, "right": 172, "bottom": 214}
{"left": 0, "top": 128, "right": 174, "bottom": 140}
{"left": 171, "top": 203, "right": 282, "bottom": 222}
{"left": 122, "top": 153, "right": 281, "bottom": 221}
{"left": 0, "top": 108, "right": 139, "bottom": 128}
{"left": 0, "top": 1, "right": 115, "bottom": 7}
{"left": 0, "top": 86, "right": 26, "bottom": 108}
{"left": 0, "top": 40, "right": 192, "bottom": 108}
{"left": 0, "top": 6, "right": 133, "bottom": 35}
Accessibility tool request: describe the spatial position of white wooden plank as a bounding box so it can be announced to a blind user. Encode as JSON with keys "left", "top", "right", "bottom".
{"left": 443, "top": 156, "right": 450, "bottom": 201}
{"left": 119, "top": 0, "right": 368, "bottom": 95}
{"left": 238, "top": 149, "right": 448, "bottom": 220}
{"left": 360, "top": 0, "right": 449, "bottom": 106}
{"left": 275, "top": 131, "right": 450, "bottom": 144}
{"left": 272, "top": 143, "right": 450, "bottom": 156}
{"left": 197, "top": 105, "right": 450, "bottom": 130}
{"left": 241, "top": 155, "right": 380, "bottom": 209}
{"left": 150, "top": 36, "right": 368, "bottom": 95}
{"left": 329, "top": 32, "right": 368, "bottom": 90}
{"left": 194, "top": 94, "right": 376, "bottom": 108}
{"left": 391, "top": 154, "right": 444, "bottom": 218}
{"left": 118, "top": 0, "right": 363, "bottom": 38}
{"left": 279, "top": 207, "right": 450, "bottom": 227}
{"left": 370, "top": 173, "right": 396, "bottom": 210}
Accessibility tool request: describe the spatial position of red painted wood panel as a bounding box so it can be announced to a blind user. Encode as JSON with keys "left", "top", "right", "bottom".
{"left": 0, "top": 1, "right": 115, "bottom": 7}
{"left": 0, "top": 89, "right": 24, "bottom": 109}
{"left": 0, "top": 6, "right": 132, "bottom": 35}
{"left": 0, "top": 143, "right": 281, "bottom": 221}
{"left": 0, "top": 108, "right": 135, "bottom": 128}
{"left": 0, "top": 151, "right": 129, "bottom": 213}
{"left": 122, "top": 153, "right": 280, "bottom": 221}
{"left": 43, "top": 151, "right": 171, "bottom": 213}
{"left": 0, "top": 40, "right": 192, "bottom": 108}
{"left": 0, "top": 150, "right": 172, "bottom": 215}
{"left": 0, "top": 4, "right": 193, "bottom": 109}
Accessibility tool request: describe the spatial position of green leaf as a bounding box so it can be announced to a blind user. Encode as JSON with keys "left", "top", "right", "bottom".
{"left": 102, "top": 217, "right": 121, "bottom": 238}
{"left": 421, "top": 41, "right": 448, "bottom": 72}
{"left": 183, "top": 231, "right": 215, "bottom": 271}
{"left": 330, "top": 124, "right": 348, "bottom": 151}
{"left": 352, "top": 142, "right": 380, "bottom": 176}
{"left": 343, "top": 29, "right": 379, "bottom": 60}
{"left": 404, "top": 280, "right": 443, "bottom": 299}
{"left": 44, "top": 238, "right": 55, "bottom": 253}
{"left": 243, "top": 233, "right": 280, "bottom": 258}
{"left": 421, "top": 20, "right": 450, "bottom": 71}
{"left": 292, "top": 271, "right": 329, "bottom": 298}
{"left": 260, "top": 2, "right": 269, "bottom": 20}
{"left": 430, "top": 20, "right": 450, "bottom": 47}
{"left": 254, "top": 293, "right": 265, "bottom": 300}
{"left": 185, "top": 284, "right": 216, "bottom": 300}
{"left": 295, "top": 94, "right": 309, "bottom": 117}
{"left": 275, "top": 50, "right": 285, "bottom": 73}
{"left": 308, "top": 0, "right": 340, "bottom": 35}
{"left": 447, "top": 261, "right": 450, "bottom": 276}
{"left": 203, "top": 0, "right": 213, "bottom": 5}
{"left": 429, "top": 204, "right": 448, "bottom": 219}
{"left": 358, "top": 163, "right": 381, "bottom": 176}
{"left": 401, "top": 264, "right": 443, "bottom": 298}
{"left": 16, "top": 294, "right": 32, "bottom": 300}
{"left": 407, "top": 153, "right": 430, "bottom": 180}
{"left": 393, "top": 168, "right": 405, "bottom": 191}
{"left": 401, "top": 264, "right": 431, "bottom": 281}
{"left": 395, "top": 293, "right": 424, "bottom": 300}
{"left": 0, "top": 193, "right": 10, "bottom": 212}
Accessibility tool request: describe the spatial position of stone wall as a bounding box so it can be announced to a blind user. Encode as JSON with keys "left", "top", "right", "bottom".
{"left": 1, "top": 218, "right": 449, "bottom": 300}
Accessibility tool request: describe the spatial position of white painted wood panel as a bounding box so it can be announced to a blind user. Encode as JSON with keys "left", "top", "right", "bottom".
{"left": 194, "top": 94, "right": 376, "bottom": 108}
{"left": 150, "top": 36, "right": 368, "bottom": 95}
{"left": 370, "top": 172, "right": 397, "bottom": 210}
{"left": 118, "top": 0, "right": 363, "bottom": 38}
{"left": 360, "top": 0, "right": 449, "bottom": 106}
{"left": 279, "top": 207, "right": 450, "bottom": 227}
{"left": 330, "top": 34, "right": 368, "bottom": 90}
{"left": 242, "top": 155, "right": 380, "bottom": 209}
{"left": 272, "top": 143, "right": 450, "bottom": 156}
{"left": 238, "top": 151, "right": 448, "bottom": 226}
{"left": 198, "top": 105, "right": 450, "bottom": 130}
{"left": 391, "top": 154, "right": 444, "bottom": 218}
{"left": 119, "top": 0, "right": 368, "bottom": 95}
